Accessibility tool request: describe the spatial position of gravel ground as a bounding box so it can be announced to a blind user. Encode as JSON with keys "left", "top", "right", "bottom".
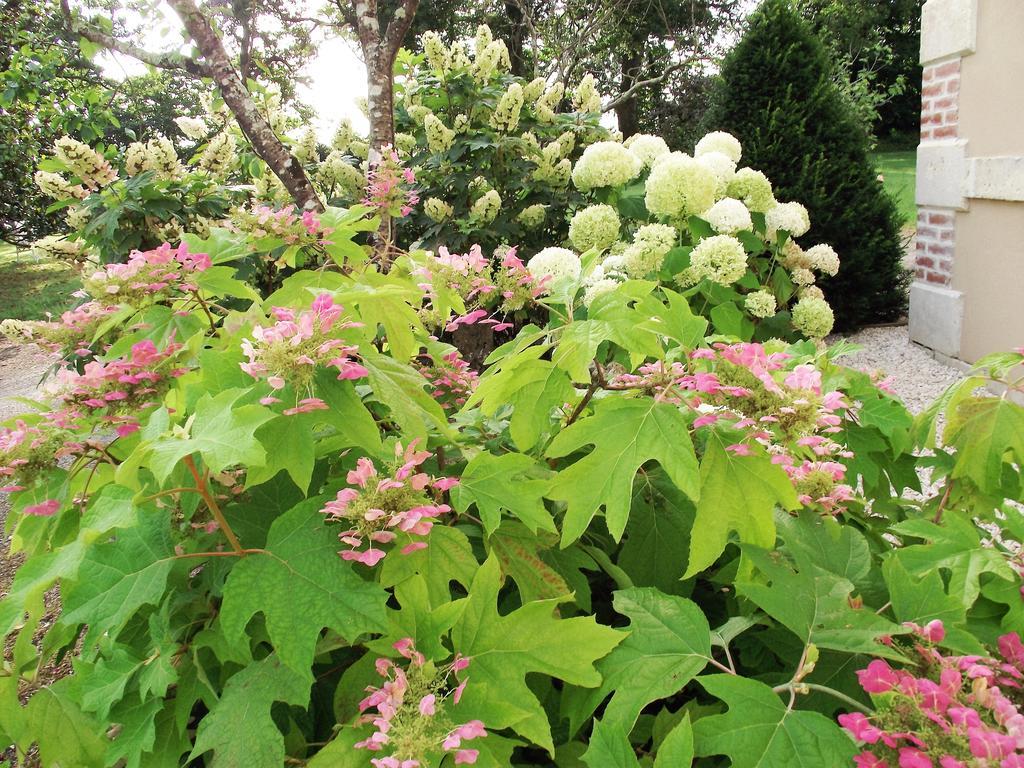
{"left": 831, "top": 324, "right": 965, "bottom": 415}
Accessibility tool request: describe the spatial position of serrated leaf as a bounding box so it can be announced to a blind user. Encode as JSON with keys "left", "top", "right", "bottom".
{"left": 190, "top": 655, "right": 309, "bottom": 767}
{"left": 380, "top": 525, "right": 479, "bottom": 606}
{"left": 547, "top": 397, "right": 699, "bottom": 545}
{"left": 362, "top": 350, "right": 452, "bottom": 440}
{"left": 487, "top": 523, "right": 571, "bottom": 602}
{"left": 219, "top": 499, "right": 389, "bottom": 680}
{"left": 693, "top": 675, "right": 857, "bottom": 767}
{"left": 451, "top": 556, "right": 623, "bottom": 753}
{"left": 685, "top": 435, "right": 798, "bottom": 578}
{"left": 451, "top": 452, "right": 555, "bottom": 535}
{"left": 106, "top": 696, "right": 163, "bottom": 768}
{"left": 245, "top": 412, "right": 317, "bottom": 491}
{"left": 946, "top": 397, "right": 1024, "bottom": 494}
{"left": 619, "top": 469, "right": 695, "bottom": 593}
{"left": 147, "top": 389, "right": 274, "bottom": 484}
{"left": 564, "top": 588, "right": 712, "bottom": 736}
{"left": 655, "top": 715, "right": 694, "bottom": 766}
{"left": 737, "top": 547, "right": 904, "bottom": 658}
{"left": 582, "top": 719, "right": 641, "bottom": 768}
{"left": 882, "top": 557, "right": 966, "bottom": 630}
{"left": 314, "top": 370, "right": 383, "bottom": 455}
{"left": 14, "top": 680, "right": 106, "bottom": 768}
{"left": 60, "top": 510, "right": 176, "bottom": 649}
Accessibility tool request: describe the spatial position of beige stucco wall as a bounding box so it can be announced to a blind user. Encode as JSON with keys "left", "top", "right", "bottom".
{"left": 951, "top": 200, "right": 1024, "bottom": 361}
{"left": 955, "top": 0, "right": 1024, "bottom": 360}
{"left": 958, "top": 1, "right": 1024, "bottom": 157}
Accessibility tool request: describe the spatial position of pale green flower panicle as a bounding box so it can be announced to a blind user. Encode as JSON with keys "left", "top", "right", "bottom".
{"left": 569, "top": 204, "right": 621, "bottom": 253}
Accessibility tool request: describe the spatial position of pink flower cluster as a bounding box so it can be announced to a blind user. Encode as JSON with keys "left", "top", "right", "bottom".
{"left": 0, "top": 420, "right": 76, "bottom": 496}
{"left": 841, "top": 622, "right": 1024, "bottom": 767}
{"left": 5, "top": 301, "right": 119, "bottom": 358}
{"left": 610, "top": 343, "right": 858, "bottom": 512}
{"left": 418, "top": 351, "right": 479, "bottom": 411}
{"left": 414, "top": 245, "right": 546, "bottom": 335}
{"left": 319, "top": 441, "right": 458, "bottom": 566}
{"left": 81, "top": 242, "right": 211, "bottom": 305}
{"left": 231, "top": 203, "right": 334, "bottom": 246}
{"left": 48, "top": 339, "right": 186, "bottom": 437}
{"left": 240, "top": 293, "right": 367, "bottom": 406}
{"left": 364, "top": 145, "right": 419, "bottom": 218}
{"left": 356, "top": 638, "right": 485, "bottom": 766}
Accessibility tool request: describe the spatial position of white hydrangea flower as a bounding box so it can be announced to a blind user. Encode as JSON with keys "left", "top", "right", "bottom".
{"left": 644, "top": 153, "right": 717, "bottom": 219}
{"left": 695, "top": 131, "right": 742, "bottom": 164}
{"left": 791, "top": 267, "right": 816, "bottom": 286}
{"left": 800, "top": 285, "right": 826, "bottom": 301}
{"left": 620, "top": 224, "right": 676, "bottom": 278}
{"left": 583, "top": 277, "right": 620, "bottom": 307}
{"left": 198, "top": 132, "right": 236, "bottom": 176}
{"left": 348, "top": 140, "right": 370, "bottom": 160}
{"left": 571, "top": 141, "right": 642, "bottom": 190}
{"left": 293, "top": 128, "right": 318, "bottom": 164}
{"left": 806, "top": 244, "right": 840, "bottom": 276}
{"left": 421, "top": 31, "right": 451, "bottom": 73}
{"left": 490, "top": 83, "right": 525, "bottom": 132}
{"left": 65, "top": 205, "right": 90, "bottom": 230}
{"left": 32, "top": 235, "right": 85, "bottom": 261}
{"left": 470, "top": 189, "right": 502, "bottom": 223}
{"left": 174, "top": 116, "right": 208, "bottom": 140}
{"left": 689, "top": 234, "right": 748, "bottom": 285}
{"left": 528, "top": 247, "right": 582, "bottom": 285}
{"left": 781, "top": 239, "right": 811, "bottom": 270}
{"left": 569, "top": 204, "right": 620, "bottom": 253}
{"left": 425, "top": 197, "right": 454, "bottom": 222}
{"left": 54, "top": 136, "right": 117, "bottom": 189}
{"left": 624, "top": 133, "right": 670, "bottom": 170}
{"left": 473, "top": 40, "right": 510, "bottom": 82}
{"left": 701, "top": 197, "right": 752, "bottom": 235}
{"left": 696, "top": 150, "right": 737, "bottom": 197}
{"left": 573, "top": 73, "right": 603, "bottom": 113}
{"left": 394, "top": 132, "right": 417, "bottom": 155}
{"left": 727, "top": 168, "right": 776, "bottom": 213}
{"left": 34, "top": 170, "right": 84, "bottom": 200}
{"left": 765, "top": 201, "right": 811, "bottom": 239}
{"left": 146, "top": 135, "right": 185, "bottom": 181}
{"left": 406, "top": 105, "right": 432, "bottom": 124}
{"left": 518, "top": 204, "right": 546, "bottom": 228}
{"left": 332, "top": 119, "right": 355, "bottom": 151}
{"left": 744, "top": 290, "right": 777, "bottom": 318}
{"left": 792, "top": 295, "right": 835, "bottom": 338}
{"left": 523, "top": 77, "right": 547, "bottom": 102}
{"left": 535, "top": 82, "right": 564, "bottom": 123}
{"left": 424, "top": 113, "right": 456, "bottom": 154}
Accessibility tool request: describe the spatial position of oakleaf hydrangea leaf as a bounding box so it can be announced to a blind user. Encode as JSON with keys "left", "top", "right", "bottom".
{"left": 451, "top": 556, "right": 624, "bottom": 753}
{"left": 451, "top": 451, "right": 555, "bottom": 535}
{"left": 685, "top": 435, "right": 798, "bottom": 577}
{"left": 582, "top": 719, "right": 641, "bottom": 767}
{"left": 546, "top": 397, "right": 699, "bottom": 545}
{"left": 693, "top": 675, "right": 857, "bottom": 767}
{"left": 219, "top": 499, "right": 389, "bottom": 680}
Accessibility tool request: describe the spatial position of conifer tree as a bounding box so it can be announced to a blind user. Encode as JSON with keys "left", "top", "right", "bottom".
{"left": 703, "top": 0, "right": 910, "bottom": 329}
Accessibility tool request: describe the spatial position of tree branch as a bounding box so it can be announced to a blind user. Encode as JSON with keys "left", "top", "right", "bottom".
{"left": 602, "top": 58, "right": 689, "bottom": 112}
{"left": 382, "top": 0, "right": 419, "bottom": 59}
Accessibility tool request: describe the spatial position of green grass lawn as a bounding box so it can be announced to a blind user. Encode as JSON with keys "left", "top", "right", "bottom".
{"left": 0, "top": 242, "right": 82, "bottom": 321}
{"left": 871, "top": 150, "right": 917, "bottom": 228}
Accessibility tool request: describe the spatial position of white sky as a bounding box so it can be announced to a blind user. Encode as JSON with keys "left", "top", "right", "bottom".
{"left": 97, "top": 4, "right": 370, "bottom": 142}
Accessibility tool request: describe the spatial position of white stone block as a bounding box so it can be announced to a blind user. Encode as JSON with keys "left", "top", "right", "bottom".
{"left": 909, "top": 282, "right": 964, "bottom": 358}
{"left": 917, "top": 141, "right": 969, "bottom": 210}
{"left": 921, "top": 0, "right": 978, "bottom": 63}
{"left": 966, "top": 156, "right": 1024, "bottom": 202}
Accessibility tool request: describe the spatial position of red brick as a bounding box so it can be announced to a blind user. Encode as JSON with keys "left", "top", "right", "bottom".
{"left": 916, "top": 226, "right": 938, "bottom": 239}
{"left": 934, "top": 125, "right": 958, "bottom": 139}
{"left": 926, "top": 270, "right": 950, "bottom": 285}
{"left": 946, "top": 78, "right": 960, "bottom": 95}
{"left": 940, "top": 229, "right": 955, "bottom": 241}
{"left": 928, "top": 212, "right": 952, "bottom": 225}
{"left": 924, "top": 67, "right": 935, "bottom": 82}
{"left": 923, "top": 112, "right": 942, "bottom": 126}
{"left": 927, "top": 242, "right": 952, "bottom": 256}
{"left": 920, "top": 129, "right": 932, "bottom": 141}
{"left": 944, "top": 110, "right": 959, "bottom": 123}
{"left": 916, "top": 256, "right": 935, "bottom": 269}
{"left": 940, "top": 260, "right": 953, "bottom": 273}
{"left": 934, "top": 96, "right": 956, "bottom": 110}
{"left": 923, "top": 83, "right": 945, "bottom": 98}
{"left": 915, "top": 267, "right": 926, "bottom": 279}
{"left": 936, "top": 60, "right": 961, "bottom": 78}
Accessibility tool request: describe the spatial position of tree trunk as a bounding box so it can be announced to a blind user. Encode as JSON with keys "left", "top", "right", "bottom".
{"left": 166, "top": 0, "right": 322, "bottom": 210}
{"left": 615, "top": 51, "right": 642, "bottom": 138}
{"left": 504, "top": 1, "right": 527, "bottom": 77}
{"left": 365, "top": 52, "right": 396, "bottom": 153}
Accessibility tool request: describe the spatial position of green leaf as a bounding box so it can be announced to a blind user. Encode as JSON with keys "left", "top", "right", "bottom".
{"left": 314, "top": 371, "right": 383, "bottom": 456}
{"left": 380, "top": 525, "right": 480, "bottom": 606}
{"left": 639, "top": 288, "right": 708, "bottom": 349}
{"left": 564, "top": 588, "right": 712, "bottom": 736}
{"left": 190, "top": 655, "right": 309, "bottom": 767}
{"left": 619, "top": 469, "right": 695, "bottom": 593}
{"left": 470, "top": 353, "right": 575, "bottom": 452}
{"left": 147, "top": 389, "right": 274, "bottom": 484}
{"left": 655, "top": 715, "right": 695, "bottom": 767}
{"left": 335, "top": 272, "right": 424, "bottom": 362}
{"left": 60, "top": 509, "right": 176, "bottom": 649}
{"left": 487, "top": 523, "right": 572, "bottom": 602}
{"left": 451, "top": 452, "right": 555, "bottom": 535}
{"left": 362, "top": 350, "right": 452, "bottom": 440}
{"left": 546, "top": 397, "right": 700, "bottom": 546}
{"left": 889, "top": 514, "right": 1016, "bottom": 608}
{"left": 685, "top": 436, "right": 798, "bottom": 578}
{"left": 693, "top": 675, "right": 857, "bottom": 767}
{"left": 883, "top": 557, "right": 966, "bottom": 630}
{"left": 105, "top": 696, "right": 163, "bottom": 768}
{"left": 451, "top": 556, "right": 624, "bottom": 753}
{"left": 710, "top": 301, "right": 754, "bottom": 339}
{"left": 16, "top": 681, "right": 107, "bottom": 768}
{"left": 246, "top": 412, "right": 317, "bottom": 491}
{"left": 736, "top": 547, "right": 904, "bottom": 658}
{"left": 582, "top": 719, "right": 641, "bottom": 768}
{"left": 0, "top": 484, "right": 140, "bottom": 635}
{"left": 946, "top": 397, "right": 1024, "bottom": 494}
{"left": 553, "top": 309, "right": 661, "bottom": 383}
{"left": 219, "top": 499, "right": 389, "bottom": 680}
